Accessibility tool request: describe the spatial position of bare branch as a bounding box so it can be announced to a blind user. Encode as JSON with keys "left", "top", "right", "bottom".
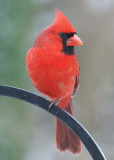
{"left": 0, "top": 85, "right": 106, "bottom": 160}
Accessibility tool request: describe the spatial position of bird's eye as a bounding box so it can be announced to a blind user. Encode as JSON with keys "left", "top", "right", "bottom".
{"left": 59, "top": 32, "right": 67, "bottom": 39}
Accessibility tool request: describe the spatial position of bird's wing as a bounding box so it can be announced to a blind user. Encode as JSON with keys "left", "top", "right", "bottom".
{"left": 72, "top": 76, "right": 80, "bottom": 97}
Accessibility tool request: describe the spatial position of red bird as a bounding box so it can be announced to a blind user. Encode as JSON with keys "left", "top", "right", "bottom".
{"left": 26, "top": 9, "right": 83, "bottom": 154}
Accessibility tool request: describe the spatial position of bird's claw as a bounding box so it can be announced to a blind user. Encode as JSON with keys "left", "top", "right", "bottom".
{"left": 48, "top": 97, "right": 61, "bottom": 111}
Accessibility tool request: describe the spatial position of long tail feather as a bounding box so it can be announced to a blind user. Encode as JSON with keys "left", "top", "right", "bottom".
{"left": 55, "top": 100, "right": 81, "bottom": 154}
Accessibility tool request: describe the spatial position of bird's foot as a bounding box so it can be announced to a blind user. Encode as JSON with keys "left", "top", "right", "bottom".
{"left": 48, "top": 97, "right": 61, "bottom": 111}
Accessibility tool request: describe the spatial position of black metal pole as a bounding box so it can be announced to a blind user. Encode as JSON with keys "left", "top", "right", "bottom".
{"left": 0, "top": 85, "right": 106, "bottom": 160}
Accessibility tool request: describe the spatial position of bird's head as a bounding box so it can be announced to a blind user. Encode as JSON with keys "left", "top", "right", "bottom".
{"left": 33, "top": 9, "right": 83, "bottom": 55}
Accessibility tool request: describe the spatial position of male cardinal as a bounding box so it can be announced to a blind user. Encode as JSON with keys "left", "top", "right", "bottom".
{"left": 26, "top": 9, "right": 83, "bottom": 154}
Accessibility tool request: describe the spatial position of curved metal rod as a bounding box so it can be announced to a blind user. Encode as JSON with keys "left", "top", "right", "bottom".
{"left": 0, "top": 85, "right": 106, "bottom": 160}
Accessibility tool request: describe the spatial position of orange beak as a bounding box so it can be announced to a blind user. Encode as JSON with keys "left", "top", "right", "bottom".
{"left": 66, "top": 34, "right": 83, "bottom": 46}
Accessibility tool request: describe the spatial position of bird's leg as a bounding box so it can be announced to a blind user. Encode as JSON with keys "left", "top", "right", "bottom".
{"left": 48, "top": 97, "right": 61, "bottom": 111}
